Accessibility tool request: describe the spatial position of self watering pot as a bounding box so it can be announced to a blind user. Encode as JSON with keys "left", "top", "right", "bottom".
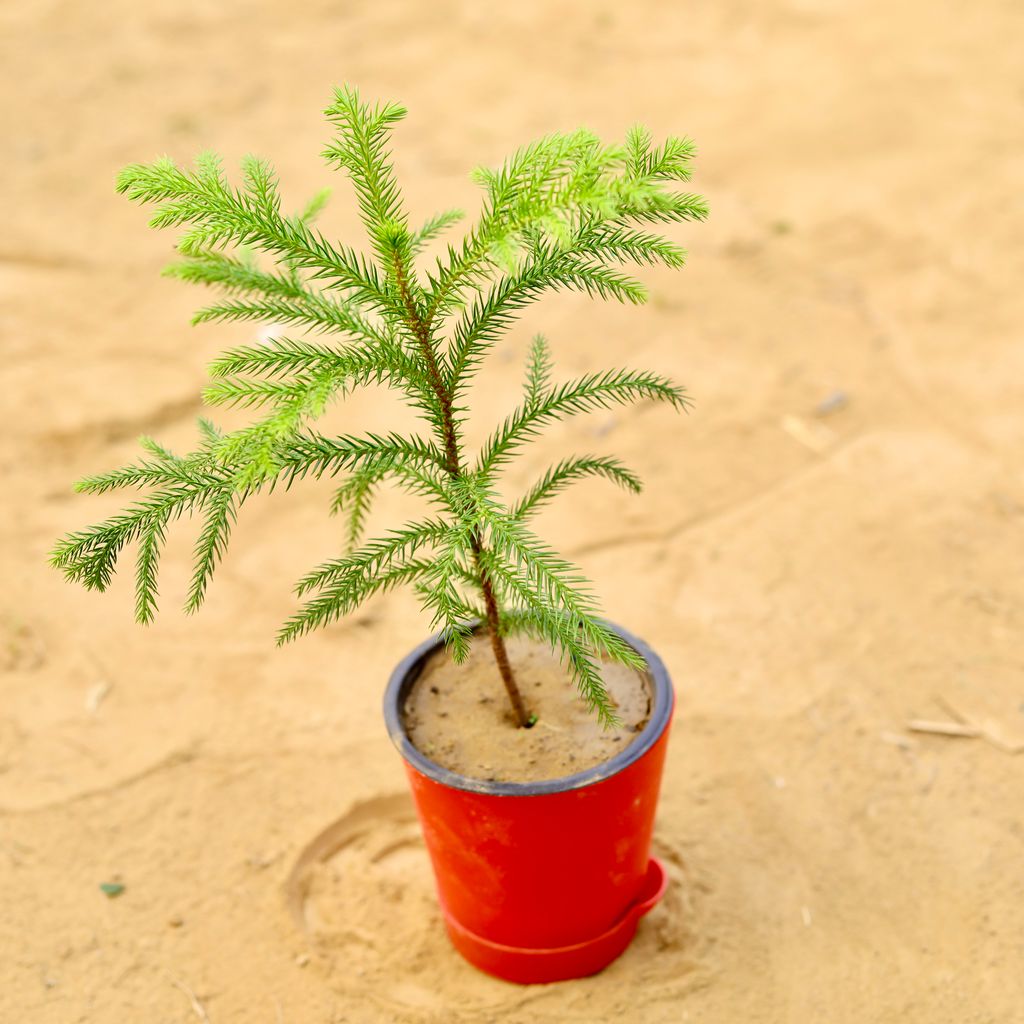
{"left": 384, "top": 621, "right": 674, "bottom": 984}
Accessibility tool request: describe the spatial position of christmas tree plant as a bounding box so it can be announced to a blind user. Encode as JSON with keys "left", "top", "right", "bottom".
{"left": 50, "top": 87, "right": 706, "bottom": 728}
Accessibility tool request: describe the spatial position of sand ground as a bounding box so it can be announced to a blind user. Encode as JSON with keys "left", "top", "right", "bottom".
{"left": 3, "top": 1, "right": 1023, "bottom": 1021}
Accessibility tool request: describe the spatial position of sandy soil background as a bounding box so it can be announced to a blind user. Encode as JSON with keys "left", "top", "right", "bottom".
{"left": 3, "top": 1, "right": 1023, "bottom": 1021}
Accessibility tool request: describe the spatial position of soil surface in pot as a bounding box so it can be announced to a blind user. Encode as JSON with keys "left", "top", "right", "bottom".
{"left": 402, "top": 633, "right": 652, "bottom": 782}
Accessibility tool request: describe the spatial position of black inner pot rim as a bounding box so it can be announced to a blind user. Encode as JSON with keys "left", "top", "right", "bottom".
{"left": 382, "top": 619, "right": 675, "bottom": 797}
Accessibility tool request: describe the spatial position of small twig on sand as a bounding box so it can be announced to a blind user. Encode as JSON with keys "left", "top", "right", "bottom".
{"left": 906, "top": 696, "right": 1024, "bottom": 755}
{"left": 906, "top": 719, "right": 980, "bottom": 738}
{"left": 166, "top": 970, "right": 211, "bottom": 1023}
{"left": 936, "top": 695, "right": 1024, "bottom": 755}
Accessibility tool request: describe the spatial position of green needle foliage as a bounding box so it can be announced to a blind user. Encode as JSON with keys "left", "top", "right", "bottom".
{"left": 50, "top": 87, "right": 706, "bottom": 727}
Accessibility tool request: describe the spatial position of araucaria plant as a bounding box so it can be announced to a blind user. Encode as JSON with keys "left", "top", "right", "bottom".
{"left": 51, "top": 87, "right": 706, "bottom": 729}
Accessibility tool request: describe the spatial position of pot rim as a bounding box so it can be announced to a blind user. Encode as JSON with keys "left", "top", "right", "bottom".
{"left": 383, "top": 619, "right": 674, "bottom": 796}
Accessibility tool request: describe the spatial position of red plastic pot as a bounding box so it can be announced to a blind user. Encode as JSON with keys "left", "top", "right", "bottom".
{"left": 384, "top": 621, "right": 674, "bottom": 984}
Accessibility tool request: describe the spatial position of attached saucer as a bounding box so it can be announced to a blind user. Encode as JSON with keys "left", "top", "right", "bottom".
{"left": 439, "top": 857, "right": 668, "bottom": 984}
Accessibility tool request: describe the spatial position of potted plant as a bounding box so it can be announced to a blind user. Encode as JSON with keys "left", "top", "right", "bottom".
{"left": 51, "top": 87, "right": 706, "bottom": 983}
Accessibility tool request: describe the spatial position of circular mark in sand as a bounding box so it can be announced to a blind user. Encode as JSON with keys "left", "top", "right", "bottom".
{"left": 286, "top": 794, "right": 708, "bottom": 1020}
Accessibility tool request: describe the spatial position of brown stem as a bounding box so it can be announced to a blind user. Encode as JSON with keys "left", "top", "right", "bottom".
{"left": 393, "top": 255, "right": 461, "bottom": 474}
{"left": 473, "top": 537, "right": 531, "bottom": 728}
{"left": 393, "top": 251, "right": 531, "bottom": 727}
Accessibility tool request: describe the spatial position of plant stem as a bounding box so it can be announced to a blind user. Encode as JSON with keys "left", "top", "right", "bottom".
{"left": 393, "top": 250, "right": 531, "bottom": 727}
{"left": 472, "top": 537, "right": 531, "bottom": 727}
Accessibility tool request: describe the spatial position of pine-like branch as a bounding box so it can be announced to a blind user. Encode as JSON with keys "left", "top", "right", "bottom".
{"left": 208, "top": 336, "right": 349, "bottom": 379}
{"left": 116, "top": 153, "right": 396, "bottom": 316}
{"left": 51, "top": 477, "right": 225, "bottom": 599}
{"left": 329, "top": 460, "right": 449, "bottom": 548}
{"left": 164, "top": 250, "right": 307, "bottom": 299}
{"left": 279, "top": 558, "right": 433, "bottom": 644}
{"left": 134, "top": 519, "right": 166, "bottom": 624}
{"left": 424, "top": 123, "right": 704, "bottom": 332}
{"left": 572, "top": 222, "right": 688, "bottom": 268}
{"left": 191, "top": 293, "right": 389, "bottom": 345}
{"left": 322, "top": 86, "right": 410, "bottom": 274}
{"left": 330, "top": 465, "right": 381, "bottom": 548}
{"left": 186, "top": 487, "right": 236, "bottom": 613}
{"left": 416, "top": 540, "right": 478, "bottom": 662}
{"left": 443, "top": 245, "right": 652, "bottom": 396}
{"left": 204, "top": 338, "right": 432, "bottom": 412}
{"left": 477, "top": 368, "right": 690, "bottom": 476}
{"left": 294, "top": 518, "right": 451, "bottom": 597}
{"left": 410, "top": 209, "right": 464, "bottom": 255}
{"left": 522, "top": 334, "right": 553, "bottom": 407}
{"left": 279, "top": 430, "right": 449, "bottom": 483}
{"left": 511, "top": 455, "right": 642, "bottom": 521}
